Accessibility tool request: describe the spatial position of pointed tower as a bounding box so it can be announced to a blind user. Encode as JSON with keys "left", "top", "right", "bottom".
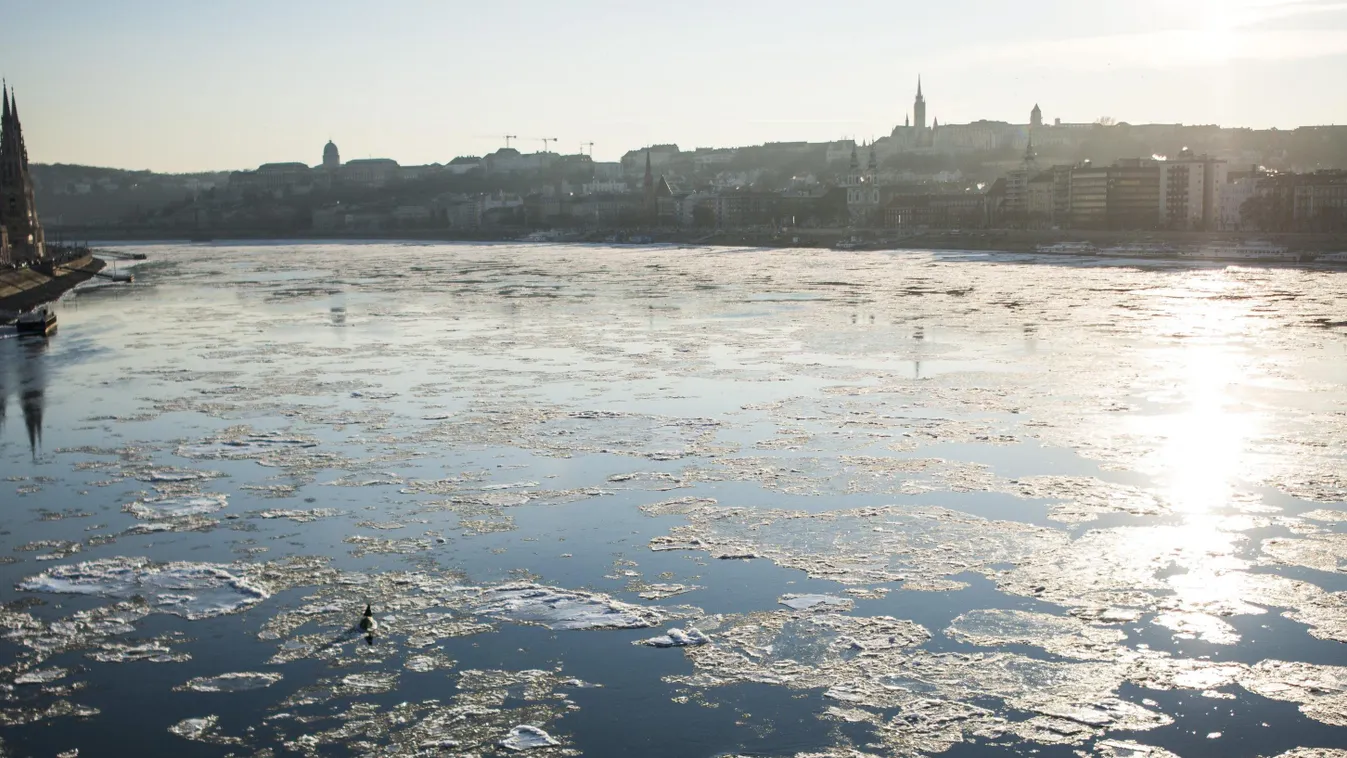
{"left": 642, "top": 149, "right": 656, "bottom": 221}
{"left": 0, "top": 86, "right": 45, "bottom": 264}
{"left": 1031, "top": 104, "right": 1043, "bottom": 129}
{"left": 1023, "top": 133, "right": 1038, "bottom": 169}
{"left": 913, "top": 76, "right": 927, "bottom": 132}
{"left": 867, "top": 141, "right": 877, "bottom": 173}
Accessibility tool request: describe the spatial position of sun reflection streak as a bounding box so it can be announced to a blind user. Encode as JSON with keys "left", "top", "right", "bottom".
{"left": 1119, "top": 272, "right": 1273, "bottom": 626}
{"left": 1137, "top": 272, "right": 1266, "bottom": 516}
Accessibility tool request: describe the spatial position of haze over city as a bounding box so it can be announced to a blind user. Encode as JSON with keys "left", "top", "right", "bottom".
{"left": 4, "top": 0, "right": 1347, "bottom": 172}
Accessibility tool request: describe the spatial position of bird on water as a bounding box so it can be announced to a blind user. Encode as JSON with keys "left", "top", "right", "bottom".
{"left": 360, "top": 604, "right": 377, "bottom": 634}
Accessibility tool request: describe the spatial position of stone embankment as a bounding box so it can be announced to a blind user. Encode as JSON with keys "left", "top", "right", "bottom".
{"left": 0, "top": 255, "right": 106, "bottom": 313}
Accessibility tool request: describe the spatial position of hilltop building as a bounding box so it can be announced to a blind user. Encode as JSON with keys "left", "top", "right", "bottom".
{"left": 323, "top": 140, "right": 341, "bottom": 170}
{"left": 0, "top": 87, "right": 45, "bottom": 265}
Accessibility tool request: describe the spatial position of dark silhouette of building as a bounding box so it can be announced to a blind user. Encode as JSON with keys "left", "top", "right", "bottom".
{"left": 643, "top": 149, "right": 656, "bottom": 221}
{"left": 914, "top": 76, "right": 927, "bottom": 132}
{"left": 1031, "top": 104, "right": 1043, "bottom": 129}
{"left": 0, "top": 85, "right": 44, "bottom": 264}
{"left": 323, "top": 140, "right": 341, "bottom": 170}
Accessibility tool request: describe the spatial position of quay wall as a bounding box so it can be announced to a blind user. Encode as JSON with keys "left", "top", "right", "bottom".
{"left": 0, "top": 256, "right": 106, "bottom": 313}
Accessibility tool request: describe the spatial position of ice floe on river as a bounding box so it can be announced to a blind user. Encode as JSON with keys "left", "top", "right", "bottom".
{"left": 17, "top": 557, "right": 269, "bottom": 619}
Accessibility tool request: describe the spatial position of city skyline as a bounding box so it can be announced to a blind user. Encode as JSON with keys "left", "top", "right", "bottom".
{"left": 2, "top": 0, "right": 1347, "bottom": 173}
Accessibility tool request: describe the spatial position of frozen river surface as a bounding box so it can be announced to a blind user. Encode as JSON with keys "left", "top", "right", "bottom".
{"left": 2, "top": 241, "right": 1347, "bottom": 757}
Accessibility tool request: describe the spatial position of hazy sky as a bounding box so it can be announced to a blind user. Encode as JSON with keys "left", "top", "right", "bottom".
{"left": 3, "top": 0, "right": 1346, "bottom": 172}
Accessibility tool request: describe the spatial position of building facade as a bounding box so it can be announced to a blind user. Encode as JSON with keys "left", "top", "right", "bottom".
{"left": 0, "top": 88, "right": 44, "bottom": 264}
{"left": 1158, "top": 151, "right": 1226, "bottom": 231}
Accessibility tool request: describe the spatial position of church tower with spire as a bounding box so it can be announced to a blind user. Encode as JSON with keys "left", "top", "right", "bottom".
{"left": 913, "top": 76, "right": 927, "bottom": 132}
{"left": 642, "top": 149, "right": 656, "bottom": 222}
{"left": 1, "top": 86, "right": 45, "bottom": 264}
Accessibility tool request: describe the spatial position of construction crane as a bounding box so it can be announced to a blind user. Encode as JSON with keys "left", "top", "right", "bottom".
{"left": 539, "top": 137, "right": 559, "bottom": 153}
{"left": 502, "top": 135, "right": 518, "bottom": 149}
{"left": 581, "top": 142, "right": 594, "bottom": 157}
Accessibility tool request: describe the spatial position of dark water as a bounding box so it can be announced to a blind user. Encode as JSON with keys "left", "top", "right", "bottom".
{"left": 1, "top": 242, "right": 1345, "bottom": 757}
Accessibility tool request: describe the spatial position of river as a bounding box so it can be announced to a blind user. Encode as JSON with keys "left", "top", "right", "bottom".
{"left": 1, "top": 241, "right": 1346, "bottom": 757}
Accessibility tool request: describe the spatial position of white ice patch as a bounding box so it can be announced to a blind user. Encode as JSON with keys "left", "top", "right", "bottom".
{"left": 637, "top": 627, "right": 710, "bottom": 648}
{"left": 135, "top": 469, "right": 220, "bottom": 483}
{"left": 499, "top": 725, "right": 559, "bottom": 751}
{"left": 14, "top": 667, "right": 68, "bottom": 685}
{"left": 779, "top": 594, "right": 853, "bottom": 611}
{"left": 469, "top": 583, "right": 665, "bottom": 630}
{"left": 125, "top": 495, "right": 228, "bottom": 520}
{"left": 177, "top": 672, "right": 283, "bottom": 692}
{"left": 176, "top": 432, "right": 317, "bottom": 460}
{"left": 19, "top": 557, "right": 269, "bottom": 619}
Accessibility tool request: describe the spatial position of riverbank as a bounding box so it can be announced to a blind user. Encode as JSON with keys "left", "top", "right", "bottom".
{"left": 0, "top": 255, "right": 106, "bottom": 313}
{"left": 61, "top": 225, "right": 1347, "bottom": 255}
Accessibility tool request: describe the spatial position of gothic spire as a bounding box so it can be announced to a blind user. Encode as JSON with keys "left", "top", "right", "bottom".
{"left": 917, "top": 75, "right": 923, "bottom": 100}
{"left": 849, "top": 140, "right": 859, "bottom": 170}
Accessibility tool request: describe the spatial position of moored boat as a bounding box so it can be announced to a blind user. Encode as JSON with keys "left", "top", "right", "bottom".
{"left": 16, "top": 305, "right": 56, "bottom": 336}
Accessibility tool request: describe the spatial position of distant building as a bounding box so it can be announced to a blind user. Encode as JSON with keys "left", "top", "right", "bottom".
{"left": 446, "top": 156, "right": 483, "bottom": 175}
{"left": 884, "top": 192, "right": 987, "bottom": 229}
{"left": 1069, "top": 164, "right": 1110, "bottom": 230}
{"left": 342, "top": 158, "right": 399, "bottom": 188}
{"left": 1218, "top": 168, "right": 1265, "bottom": 231}
{"left": 0, "top": 87, "right": 45, "bottom": 264}
{"left": 230, "top": 162, "right": 313, "bottom": 195}
{"left": 323, "top": 140, "right": 341, "bottom": 170}
{"left": 1025, "top": 171, "right": 1055, "bottom": 227}
{"left": 621, "top": 145, "right": 679, "bottom": 177}
{"left": 1107, "top": 158, "right": 1162, "bottom": 230}
{"left": 1158, "top": 150, "right": 1226, "bottom": 231}
{"left": 844, "top": 142, "right": 881, "bottom": 224}
{"left": 1003, "top": 138, "right": 1040, "bottom": 223}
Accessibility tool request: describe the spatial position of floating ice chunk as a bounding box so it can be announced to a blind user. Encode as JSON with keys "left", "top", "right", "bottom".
{"left": 469, "top": 583, "right": 666, "bottom": 630}
{"left": 254, "top": 508, "right": 340, "bottom": 523}
{"left": 480, "top": 481, "right": 540, "bottom": 490}
{"left": 638, "top": 583, "right": 700, "bottom": 600}
{"left": 637, "top": 627, "right": 710, "bottom": 648}
{"left": 499, "top": 724, "right": 559, "bottom": 751}
{"left": 946, "top": 609, "right": 1126, "bottom": 660}
{"left": 176, "top": 432, "right": 317, "bottom": 460}
{"left": 779, "top": 594, "right": 853, "bottom": 611}
{"left": 1238, "top": 659, "right": 1347, "bottom": 727}
{"left": 125, "top": 494, "right": 228, "bottom": 520}
{"left": 14, "top": 667, "right": 68, "bottom": 685}
{"left": 1095, "top": 739, "right": 1182, "bottom": 758}
{"left": 176, "top": 672, "right": 282, "bottom": 693}
{"left": 135, "top": 469, "right": 220, "bottom": 483}
{"left": 167, "top": 714, "right": 240, "bottom": 744}
{"left": 19, "top": 557, "right": 269, "bottom": 619}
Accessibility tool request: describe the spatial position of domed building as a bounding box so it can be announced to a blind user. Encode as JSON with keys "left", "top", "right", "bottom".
{"left": 322, "top": 140, "right": 340, "bottom": 170}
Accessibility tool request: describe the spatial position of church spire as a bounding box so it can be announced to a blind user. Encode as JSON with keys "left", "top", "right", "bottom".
{"left": 917, "top": 75, "right": 923, "bottom": 100}
{"left": 849, "top": 140, "right": 859, "bottom": 170}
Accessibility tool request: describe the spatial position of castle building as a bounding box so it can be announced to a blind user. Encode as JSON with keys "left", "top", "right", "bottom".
{"left": 323, "top": 140, "right": 341, "bottom": 170}
{"left": 889, "top": 77, "right": 936, "bottom": 150}
{"left": 0, "top": 86, "right": 45, "bottom": 265}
